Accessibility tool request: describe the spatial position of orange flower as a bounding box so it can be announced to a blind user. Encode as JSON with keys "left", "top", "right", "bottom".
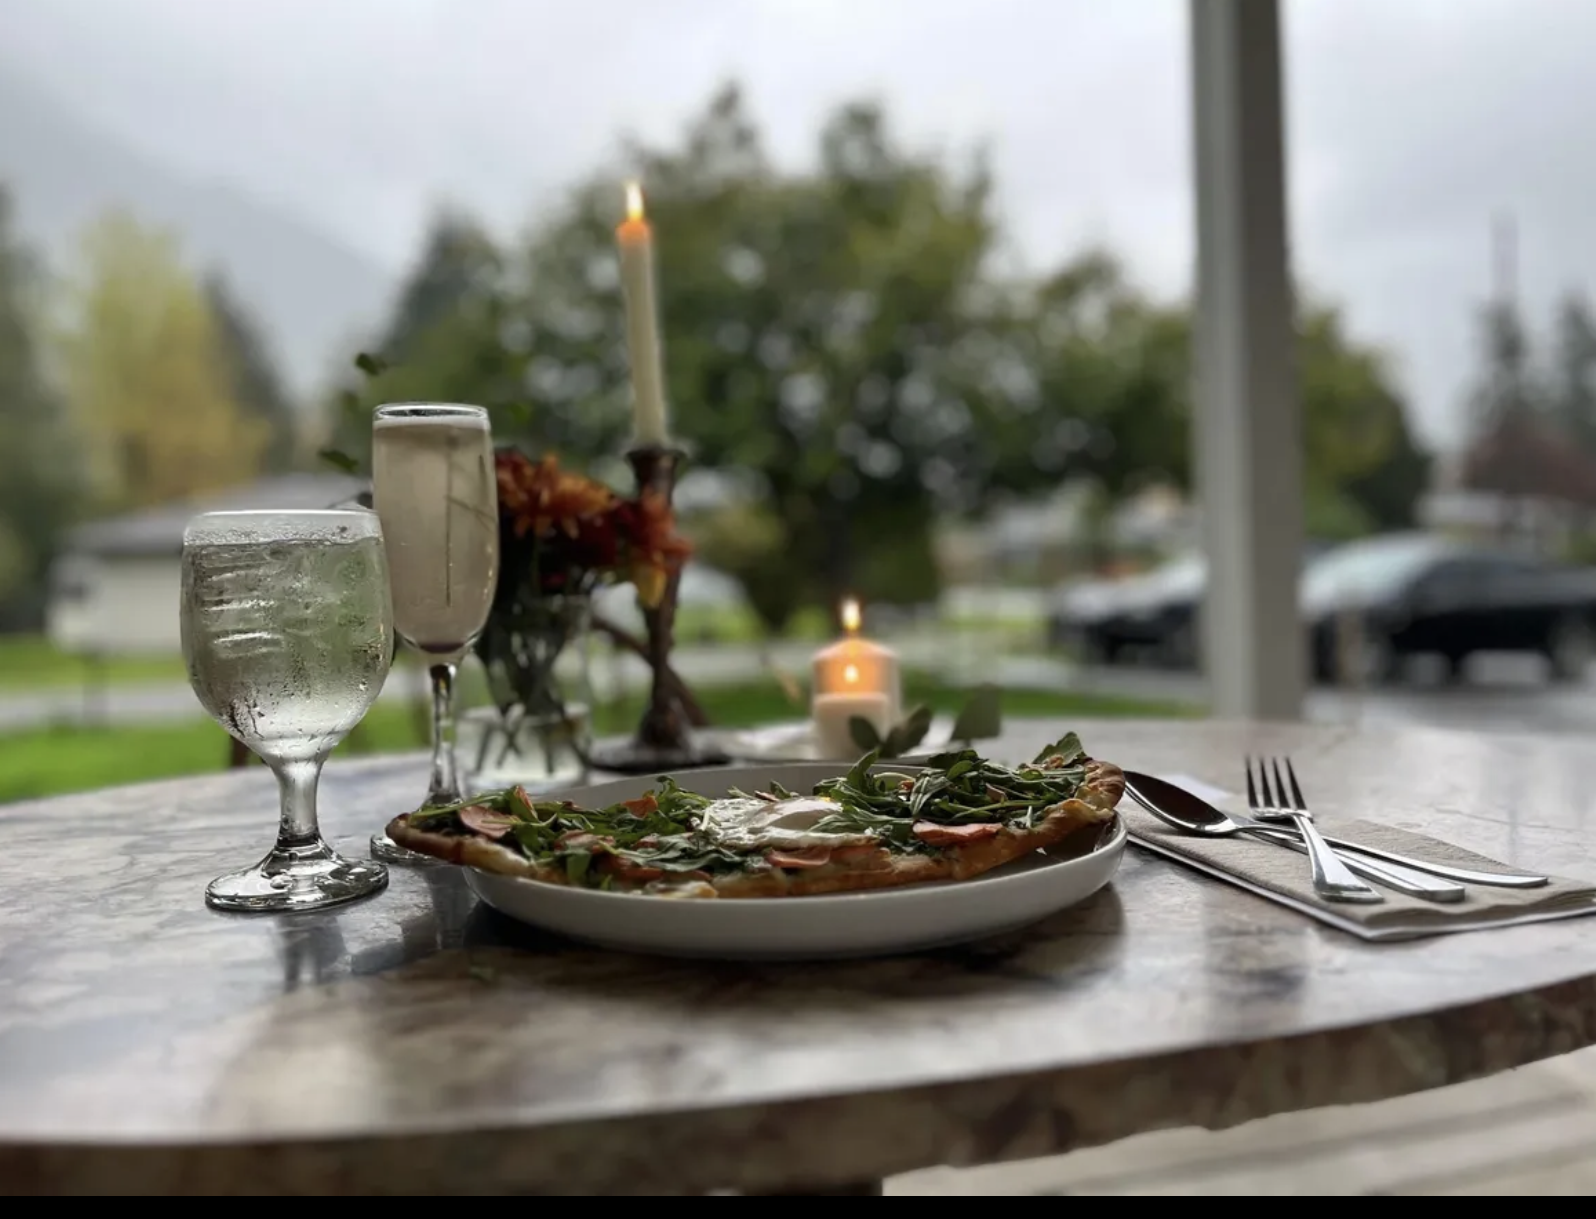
{"left": 492, "top": 449, "right": 692, "bottom": 606}
{"left": 619, "top": 489, "right": 693, "bottom": 609}
{"left": 497, "top": 452, "right": 616, "bottom": 540}
{"left": 631, "top": 563, "right": 668, "bottom": 610}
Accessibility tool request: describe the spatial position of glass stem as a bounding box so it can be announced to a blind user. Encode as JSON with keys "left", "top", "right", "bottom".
{"left": 274, "top": 758, "right": 325, "bottom": 849}
{"left": 426, "top": 661, "right": 462, "bottom": 806}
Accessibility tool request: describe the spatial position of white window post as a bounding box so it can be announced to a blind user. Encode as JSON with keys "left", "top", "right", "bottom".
{"left": 1190, "top": 0, "right": 1305, "bottom": 720}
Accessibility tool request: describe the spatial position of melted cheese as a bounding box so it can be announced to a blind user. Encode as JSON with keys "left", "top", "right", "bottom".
{"left": 697, "top": 795, "right": 878, "bottom": 852}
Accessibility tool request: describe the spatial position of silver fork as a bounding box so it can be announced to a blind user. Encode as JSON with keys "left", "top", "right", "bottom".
{"left": 1247, "top": 756, "right": 1382, "bottom": 904}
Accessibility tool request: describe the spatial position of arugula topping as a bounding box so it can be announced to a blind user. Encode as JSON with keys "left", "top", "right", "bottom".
{"left": 809, "top": 743, "right": 1088, "bottom": 841}
{"left": 405, "top": 735, "right": 1096, "bottom": 889}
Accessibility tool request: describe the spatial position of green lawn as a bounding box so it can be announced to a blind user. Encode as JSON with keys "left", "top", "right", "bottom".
{"left": 659, "top": 603, "right": 832, "bottom": 644}
{"left": 0, "top": 635, "right": 187, "bottom": 691}
{"left": 0, "top": 635, "right": 486, "bottom": 694}
{"left": 0, "top": 607, "right": 826, "bottom": 693}
{"left": 0, "top": 601, "right": 1017, "bottom": 692}
{"left": 0, "top": 675, "right": 1196, "bottom": 804}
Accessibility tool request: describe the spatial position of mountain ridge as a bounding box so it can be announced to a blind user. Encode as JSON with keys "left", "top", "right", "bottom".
{"left": 0, "top": 65, "right": 397, "bottom": 401}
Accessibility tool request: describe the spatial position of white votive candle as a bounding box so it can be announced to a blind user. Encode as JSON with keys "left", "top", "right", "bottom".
{"left": 813, "top": 689, "right": 892, "bottom": 760}
{"left": 810, "top": 597, "right": 901, "bottom": 725}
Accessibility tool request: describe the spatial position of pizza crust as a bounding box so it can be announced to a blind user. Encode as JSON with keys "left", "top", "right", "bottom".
{"left": 384, "top": 758, "right": 1126, "bottom": 900}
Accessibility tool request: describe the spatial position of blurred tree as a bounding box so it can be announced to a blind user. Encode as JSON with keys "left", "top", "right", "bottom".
{"left": 1550, "top": 291, "right": 1596, "bottom": 454}
{"left": 56, "top": 211, "right": 265, "bottom": 509}
{"left": 0, "top": 186, "right": 76, "bottom": 628}
{"left": 684, "top": 500, "right": 808, "bottom": 635}
{"left": 332, "top": 85, "right": 1432, "bottom": 623}
{"left": 1467, "top": 297, "right": 1541, "bottom": 434}
{"left": 503, "top": 85, "right": 1009, "bottom": 624}
{"left": 1018, "top": 254, "right": 1189, "bottom": 498}
{"left": 322, "top": 210, "right": 517, "bottom": 468}
{"left": 1456, "top": 295, "right": 1596, "bottom": 541}
{"left": 1297, "top": 305, "right": 1422, "bottom": 532}
{"left": 1340, "top": 405, "right": 1431, "bottom": 532}
{"left": 1023, "top": 288, "right": 1427, "bottom": 531}
{"left": 205, "top": 273, "right": 297, "bottom": 472}
{"left": 376, "top": 209, "right": 501, "bottom": 364}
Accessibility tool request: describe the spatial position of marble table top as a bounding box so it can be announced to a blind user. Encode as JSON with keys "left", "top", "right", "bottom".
{"left": 5, "top": 717, "right": 1596, "bottom": 1195}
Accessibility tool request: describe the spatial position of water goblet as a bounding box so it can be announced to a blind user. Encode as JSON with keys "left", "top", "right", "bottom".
{"left": 181, "top": 509, "right": 393, "bottom": 912}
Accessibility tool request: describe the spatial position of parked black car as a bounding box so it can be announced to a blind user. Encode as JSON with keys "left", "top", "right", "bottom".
{"left": 1049, "top": 533, "right": 1596, "bottom": 685}
{"left": 1047, "top": 544, "right": 1327, "bottom": 670}
{"left": 1303, "top": 533, "right": 1596, "bottom": 684}
{"left": 1047, "top": 554, "right": 1206, "bottom": 667}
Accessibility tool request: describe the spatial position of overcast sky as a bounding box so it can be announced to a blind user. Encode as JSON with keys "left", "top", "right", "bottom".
{"left": 1, "top": 0, "right": 1593, "bottom": 448}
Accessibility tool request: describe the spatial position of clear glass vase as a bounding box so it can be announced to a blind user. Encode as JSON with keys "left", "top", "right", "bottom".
{"left": 462, "top": 593, "right": 594, "bottom": 795}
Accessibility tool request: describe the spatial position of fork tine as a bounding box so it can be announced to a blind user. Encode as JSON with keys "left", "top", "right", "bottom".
{"left": 1244, "top": 755, "right": 1260, "bottom": 811}
{"left": 1269, "top": 757, "right": 1297, "bottom": 812}
{"left": 1283, "top": 757, "right": 1309, "bottom": 811}
{"left": 1257, "top": 757, "right": 1276, "bottom": 811}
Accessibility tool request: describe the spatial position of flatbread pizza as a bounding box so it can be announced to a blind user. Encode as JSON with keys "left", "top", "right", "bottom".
{"left": 385, "top": 732, "right": 1124, "bottom": 899}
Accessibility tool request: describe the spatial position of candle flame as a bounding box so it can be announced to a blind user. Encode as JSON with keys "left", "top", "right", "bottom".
{"left": 625, "top": 181, "right": 645, "bottom": 224}
{"left": 843, "top": 663, "right": 860, "bottom": 685}
{"left": 840, "top": 598, "right": 861, "bottom": 635}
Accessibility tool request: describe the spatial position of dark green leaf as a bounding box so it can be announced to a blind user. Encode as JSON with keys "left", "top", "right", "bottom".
{"left": 950, "top": 683, "right": 1003, "bottom": 742}
{"left": 1032, "top": 731, "right": 1085, "bottom": 765}
{"left": 653, "top": 852, "right": 725, "bottom": 872}
{"left": 406, "top": 807, "right": 455, "bottom": 825}
{"left": 946, "top": 758, "right": 975, "bottom": 780}
{"left": 896, "top": 704, "right": 934, "bottom": 752}
{"left": 410, "top": 786, "right": 514, "bottom": 819}
{"left": 511, "top": 822, "right": 550, "bottom": 854}
{"left": 564, "top": 851, "right": 592, "bottom": 885}
{"left": 354, "top": 351, "right": 387, "bottom": 377}
{"left": 909, "top": 772, "right": 949, "bottom": 816}
{"left": 318, "top": 448, "right": 361, "bottom": 474}
{"left": 845, "top": 747, "right": 882, "bottom": 792}
{"left": 499, "top": 400, "right": 535, "bottom": 429}
{"left": 849, "top": 715, "right": 883, "bottom": 752}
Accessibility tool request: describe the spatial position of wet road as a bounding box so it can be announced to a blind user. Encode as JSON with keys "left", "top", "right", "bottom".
{"left": 1057, "top": 652, "right": 1596, "bottom": 737}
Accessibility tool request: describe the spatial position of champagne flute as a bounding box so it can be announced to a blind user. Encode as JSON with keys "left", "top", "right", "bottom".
{"left": 367, "top": 403, "right": 500, "bottom": 864}
{"left": 182, "top": 509, "right": 393, "bottom": 912}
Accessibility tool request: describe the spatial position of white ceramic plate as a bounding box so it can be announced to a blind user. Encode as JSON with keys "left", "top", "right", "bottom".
{"left": 463, "top": 763, "right": 1125, "bottom": 960}
{"left": 715, "top": 719, "right": 957, "bottom": 764}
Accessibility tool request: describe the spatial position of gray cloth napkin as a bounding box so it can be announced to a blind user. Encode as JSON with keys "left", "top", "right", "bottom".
{"left": 1122, "top": 798, "right": 1596, "bottom": 942}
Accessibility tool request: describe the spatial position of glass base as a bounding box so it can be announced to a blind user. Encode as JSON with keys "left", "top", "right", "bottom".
{"left": 370, "top": 829, "right": 443, "bottom": 866}
{"left": 460, "top": 703, "right": 592, "bottom": 794}
{"left": 206, "top": 837, "right": 388, "bottom": 913}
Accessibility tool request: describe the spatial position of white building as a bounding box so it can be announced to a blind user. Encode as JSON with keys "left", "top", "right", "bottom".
{"left": 47, "top": 473, "right": 368, "bottom": 656}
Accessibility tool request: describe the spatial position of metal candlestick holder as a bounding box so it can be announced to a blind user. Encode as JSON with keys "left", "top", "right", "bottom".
{"left": 590, "top": 443, "right": 729, "bottom": 774}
